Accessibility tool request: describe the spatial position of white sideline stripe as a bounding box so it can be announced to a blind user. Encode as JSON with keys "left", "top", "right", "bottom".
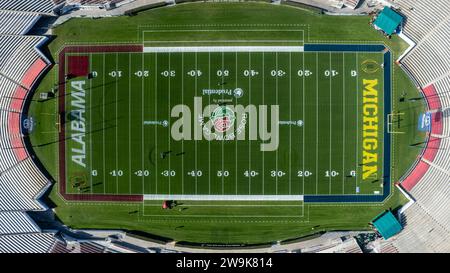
{"left": 143, "top": 194, "right": 304, "bottom": 201}
{"left": 144, "top": 46, "right": 304, "bottom": 53}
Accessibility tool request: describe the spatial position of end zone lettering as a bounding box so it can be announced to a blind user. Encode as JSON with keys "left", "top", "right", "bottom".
{"left": 70, "top": 80, "right": 87, "bottom": 168}
{"left": 362, "top": 79, "right": 379, "bottom": 180}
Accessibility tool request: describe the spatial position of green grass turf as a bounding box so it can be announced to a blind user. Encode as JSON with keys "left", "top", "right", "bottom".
{"left": 27, "top": 2, "right": 427, "bottom": 243}
{"left": 64, "top": 50, "right": 384, "bottom": 196}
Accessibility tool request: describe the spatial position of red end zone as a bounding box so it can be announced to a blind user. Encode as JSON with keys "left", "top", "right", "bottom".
{"left": 58, "top": 45, "right": 144, "bottom": 202}
{"left": 68, "top": 55, "right": 90, "bottom": 77}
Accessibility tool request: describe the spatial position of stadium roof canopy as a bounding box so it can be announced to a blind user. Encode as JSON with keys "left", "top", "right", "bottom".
{"left": 371, "top": 210, "right": 402, "bottom": 239}
{"left": 373, "top": 7, "right": 403, "bottom": 35}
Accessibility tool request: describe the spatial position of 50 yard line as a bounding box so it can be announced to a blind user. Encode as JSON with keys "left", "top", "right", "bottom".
{"left": 248, "top": 51, "right": 251, "bottom": 195}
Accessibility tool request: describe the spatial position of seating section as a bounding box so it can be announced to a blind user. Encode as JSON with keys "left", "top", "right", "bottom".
{"left": 394, "top": 0, "right": 450, "bottom": 43}
{"left": 0, "top": 35, "right": 48, "bottom": 84}
{"left": 394, "top": 0, "right": 450, "bottom": 253}
{"left": 0, "top": 212, "right": 40, "bottom": 235}
{"left": 0, "top": 233, "right": 56, "bottom": 253}
{"left": 401, "top": 21, "right": 450, "bottom": 87}
{"left": 0, "top": 5, "right": 56, "bottom": 253}
{"left": 344, "top": 0, "right": 360, "bottom": 9}
{"left": 390, "top": 203, "right": 450, "bottom": 252}
{"left": 0, "top": 11, "right": 41, "bottom": 35}
{"left": 0, "top": 0, "right": 57, "bottom": 14}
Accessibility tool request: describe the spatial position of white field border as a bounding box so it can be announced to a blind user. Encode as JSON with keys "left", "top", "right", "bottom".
{"left": 68, "top": 49, "right": 383, "bottom": 198}
{"left": 142, "top": 29, "right": 304, "bottom": 45}
{"left": 143, "top": 194, "right": 304, "bottom": 201}
{"left": 144, "top": 46, "right": 304, "bottom": 52}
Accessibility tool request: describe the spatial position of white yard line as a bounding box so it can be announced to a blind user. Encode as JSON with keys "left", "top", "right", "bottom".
{"left": 222, "top": 51, "right": 225, "bottom": 195}
{"left": 144, "top": 46, "right": 305, "bottom": 53}
{"left": 155, "top": 52, "right": 158, "bottom": 194}
{"left": 329, "top": 52, "right": 332, "bottom": 194}
{"left": 115, "top": 53, "right": 119, "bottom": 194}
{"left": 275, "top": 52, "right": 279, "bottom": 194}
{"left": 315, "top": 52, "right": 319, "bottom": 195}
{"left": 141, "top": 53, "right": 145, "bottom": 194}
{"left": 302, "top": 52, "right": 305, "bottom": 195}
{"left": 181, "top": 52, "right": 184, "bottom": 194}
{"left": 128, "top": 53, "right": 132, "bottom": 194}
{"left": 262, "top": 52, "right": 265, "bottom": 195}
{"left": 89, "top": 53, "right": 93, "bottom": 194}
{"left": 208, "top": 51, "right": 211, "bottom": 195}
{"left": 168, "top": 52, "right": 171, "bottom": 194}
{"left": 356, "top": 53, "right": 359, "bottom": 193}
{"left": 248, "top": 51, "right": 251, "bottom": 195}
{"left": 289, "top": 51, "right": 292, "bottom": 195}
{"left": 102, "top": 53, "right": 106, "bottom": 194}
{"left": 235, "top": 51, "right": 238, "bottom": 195}
{"left": 194, "top": 51, "right": 198, "bottom": 194}
{"left": 342, "top": 52, "right": 346, "bottom": 194}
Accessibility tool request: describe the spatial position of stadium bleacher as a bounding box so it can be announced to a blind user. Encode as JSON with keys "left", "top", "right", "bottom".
{"left": 0, "top": 4, "right": 54, "bottom": 253}
{"left": 391, "top": 0, "right": 450, "bottom": 253}
{"left": 0, "top": 0, "right": 59, "bottom": 15}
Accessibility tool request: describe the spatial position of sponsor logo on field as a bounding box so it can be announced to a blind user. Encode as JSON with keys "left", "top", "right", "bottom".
{"left": 201, "top": 87, "right": 244, "bottom": 98}
{"left": 279, "top": 120, "right": 303, "bottom": 127}
{"left": 143, "top": 120, "right": 169, "bottom": 127}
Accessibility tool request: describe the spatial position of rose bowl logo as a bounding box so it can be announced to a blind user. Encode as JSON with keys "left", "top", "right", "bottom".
{"left": 210, "top": 106, "right": 236, "bottom": 133}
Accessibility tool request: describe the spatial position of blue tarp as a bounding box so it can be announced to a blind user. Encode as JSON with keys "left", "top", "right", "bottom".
{"left": 372, "top": 210, "right": 402, "bottom": 239}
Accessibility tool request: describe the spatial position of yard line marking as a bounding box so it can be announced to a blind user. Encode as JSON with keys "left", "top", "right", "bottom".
{"left": 276, "top": 52, "right": 279, "bottom": 195}
{"left": 208, "top": 51, "right": 211, "bottom": 195}
{"left": 129, "top": 53, "right": 132, "bottom": 194}
{"left": 155, "top": 52, "right": 158, "bottom": 194}
{"left": 194, "top": 50, "right": 198, "bottom": 194}
{"left": 181, "top": 52, "right": 184, "bottom": 194}
{"left": 168, "top": 52, "right": 171, "bottom": 194}
{"left": 115, "top": 52, "right": 119, "bottom": 194}
{"left": 302, "top": 52, "right": 305, "bottom": 195}
{"left": 356, "top": 53, "right": 359, "bottom": 193}
{"left": 222, "top": 51, "right": 225, "bottom": 195}
{"left": 329, "top": 52, "right": 332, "bottom": 194}
{"left": 235, "top": 51, "right": 238, "bottom": 195}
{"left": 141, "top": 52, "right": 145, "bottom": 195}
{"left": 210, "top": 51, "right": 214, "bottom": 193}
{"left": 89, "top": 53, "right": 93, "bottom": 194}
{"left": 289, "top": 51, "right": 292, "bottom": 195}
{"left": 102, "top": 53, "right": 106, "bottom": 194}
{"left": 262, "top": 52, "right": 265, "bottom": 195}
{"left": 248, "top": 51, "right": 251, "bottom": 195}
{"left": 342, "top": 52, "right": 346, "bottom": 194}
{"left": 315, "top": 52, "right": 319, "bottom": 195}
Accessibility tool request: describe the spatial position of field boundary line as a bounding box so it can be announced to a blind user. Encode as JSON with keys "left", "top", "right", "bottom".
{"left": 143, "top": 46, "right": 304, "bottom": 52}
{"left": 143, "top": 194, "right": 304, "bottom": 201}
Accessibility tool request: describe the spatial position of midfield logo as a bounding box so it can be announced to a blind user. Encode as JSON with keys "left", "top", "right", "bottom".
{"left": 171, "top": 96, "right": 280, "bottom": 151}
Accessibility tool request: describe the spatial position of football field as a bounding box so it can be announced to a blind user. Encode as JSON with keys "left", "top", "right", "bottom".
{"left": 61, "top": 46, "right": 386, "bottom": 198}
